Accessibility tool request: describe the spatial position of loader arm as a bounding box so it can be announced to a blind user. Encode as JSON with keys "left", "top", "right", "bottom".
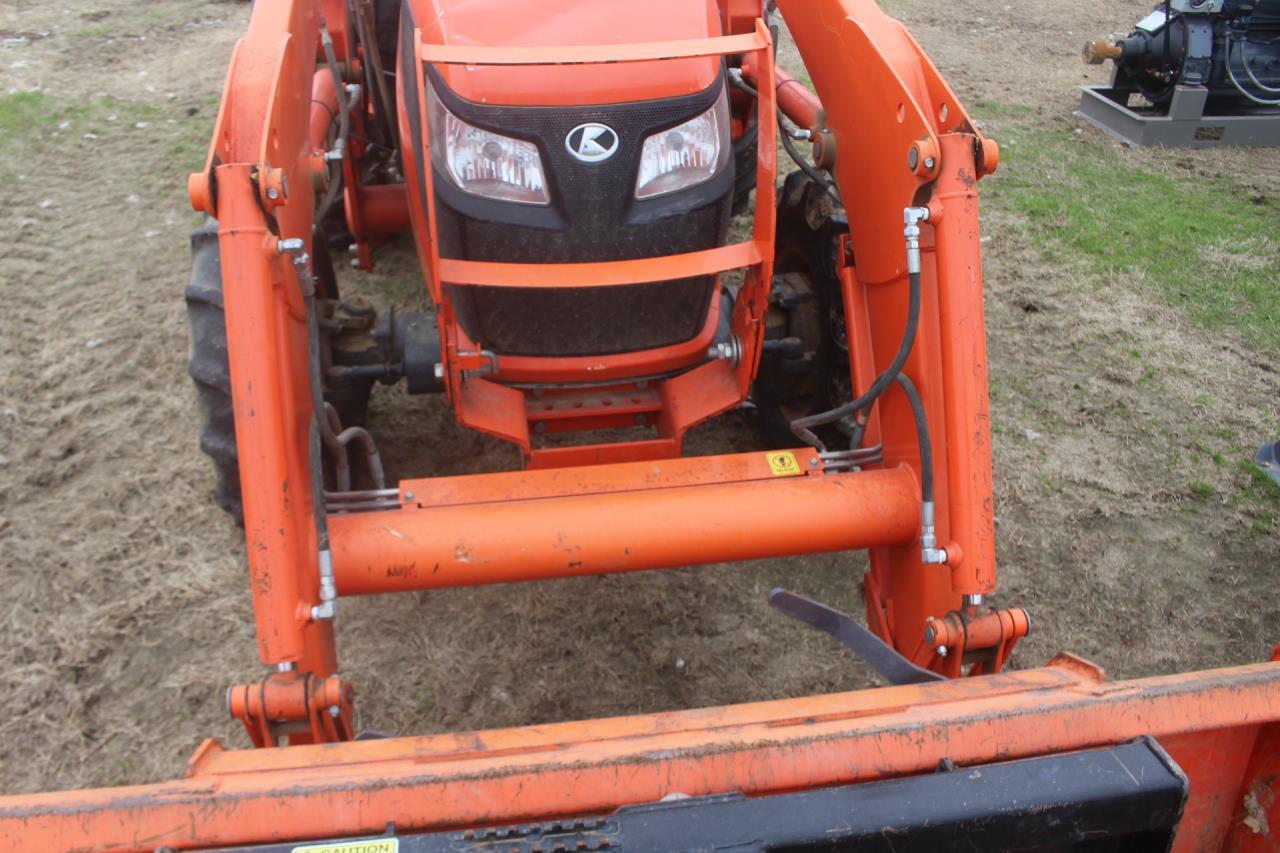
{"left": 778, "top": 0, "right": 1002, "bottom": 671}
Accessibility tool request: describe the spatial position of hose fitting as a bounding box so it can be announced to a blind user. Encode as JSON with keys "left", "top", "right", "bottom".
{"left": 904, "top": 206, "right": 930, "bottom": 275}
{"left": 311, "top": 548, "right": 337, "bottom": 621}
{"left": 920, "top": 500, "right": 948, "bottom": 565}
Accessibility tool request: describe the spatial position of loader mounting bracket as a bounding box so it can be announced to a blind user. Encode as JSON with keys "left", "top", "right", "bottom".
{"left": 227, "top": 671, "right": 355, "bottom": 748}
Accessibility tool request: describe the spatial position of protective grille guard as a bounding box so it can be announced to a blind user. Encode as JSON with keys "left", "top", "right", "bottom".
{"left": 413, "top": 22, "right": 777, "bottom": 396}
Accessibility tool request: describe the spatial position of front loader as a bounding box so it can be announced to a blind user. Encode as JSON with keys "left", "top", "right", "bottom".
{"left": 3, "top": 1, "right": 1279, "bottom": 850}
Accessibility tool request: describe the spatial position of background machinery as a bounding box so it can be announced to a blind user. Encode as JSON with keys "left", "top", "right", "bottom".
{"left": 2, "top": 0, "right": 1280, "bottom": 850}
{"left": 1080, "top": 0, "right": 1280, "bottom": 146}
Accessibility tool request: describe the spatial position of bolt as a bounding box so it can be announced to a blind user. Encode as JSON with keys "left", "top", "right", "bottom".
{"left": 808, "top": 457, "right": 819, "bottom": 468}
{"left": 266, "top": 186, "right": 280, "bottom": 200}
{"left": 347, "top": 242, "right": 358, "bottom": 256}
{"left": 329, "top": 705, "right": 341, "bottom": 717}
{"left": 937, "top": 646, "right": 948, "bottom": 658}
{"left": 404, "top": 491, "right": 415, "bottom": 502}
{"left": 924, "top": 157, "right": 935, "bottom": 169}
{"left": 277, "top": 237, "right": 304, "bottom": 255}
{"left": 275, "top": 661, "right": 295, "bottom": 673}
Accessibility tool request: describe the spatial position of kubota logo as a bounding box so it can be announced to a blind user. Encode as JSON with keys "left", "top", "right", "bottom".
{"left": 565, "top": 122, "right": 619, "bottom": 163}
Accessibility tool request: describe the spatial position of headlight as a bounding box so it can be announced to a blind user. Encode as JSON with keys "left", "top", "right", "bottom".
{"left": 427, "top": 84, "right": 550, "bottom": 206}
{"left": 634, "top": 88, "right": 731, "bottom": 200}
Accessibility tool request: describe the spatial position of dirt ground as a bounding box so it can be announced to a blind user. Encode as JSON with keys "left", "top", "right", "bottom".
{"left": 1, "top": 0, "right": 1277, "bottom": 795}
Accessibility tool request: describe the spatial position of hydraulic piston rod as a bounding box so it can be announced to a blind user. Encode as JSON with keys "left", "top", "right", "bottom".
{"left": 328, "top": 464, "right": 921, "bottom": 595}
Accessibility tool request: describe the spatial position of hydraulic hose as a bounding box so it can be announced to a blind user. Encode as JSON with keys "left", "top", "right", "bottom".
{"left": 727, "top": 70, "right": 839, "bottom": 201}
{"left": 1228, "top": 37, "right": 1280, "bottom": 104}
{"left": 790, "top": 265, "right": 921, "bottom": 450}
{"left": 893, "top": 373, "right": 932, "bottom": 505}
{"left": 893, "top": 371, "right": 946, "bottom": 565}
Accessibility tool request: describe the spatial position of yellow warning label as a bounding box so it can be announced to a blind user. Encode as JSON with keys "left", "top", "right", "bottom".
{"left": 766, "top": 450, "right": 802, "bottom": 476}
{"left": 292, "top": 840, "right": 398, "bottom": 853}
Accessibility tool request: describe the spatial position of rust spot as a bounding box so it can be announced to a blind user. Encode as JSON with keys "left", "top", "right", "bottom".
{"left": 386, "top": 562, "right": 417, "bottom": 580}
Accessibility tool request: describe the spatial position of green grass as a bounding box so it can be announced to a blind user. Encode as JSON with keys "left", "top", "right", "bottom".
{"left": 0, "top": 91, "right": 208, "bottom": 184}
{"left": 983, "top": 123, "right": 1280, "bottom": 353}
{"left": 0, "top": 91, "right": 166, "bottom": 139}
{"left": 0, "top": 91, "right": 87, "bottom": 138}
{"left": 1235, "top": 460, "right": 1280, "bottom": 535}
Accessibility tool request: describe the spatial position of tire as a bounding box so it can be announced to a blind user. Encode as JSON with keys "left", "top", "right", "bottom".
{"left": 753, "top": 171, "right": 850, "bottom": 449}
{"left": 185, "top": 220, "right": 372, "bottom": 521}
{"left": 186, "top": 219, "right": 244, "bottom": 523}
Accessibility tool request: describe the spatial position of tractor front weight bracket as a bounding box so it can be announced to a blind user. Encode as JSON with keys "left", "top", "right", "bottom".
{"left": 227, "top": 670, "right": 355, "bottom": 748}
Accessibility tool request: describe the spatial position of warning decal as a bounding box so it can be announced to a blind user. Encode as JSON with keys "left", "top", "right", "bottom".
{"left": 766, "top": 451, "right": 802, "bottom": 476}
{"left": 292, "top": 839, "right": 398, "bottom": 853}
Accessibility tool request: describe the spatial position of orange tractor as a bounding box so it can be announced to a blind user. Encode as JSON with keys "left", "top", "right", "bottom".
{"left": 4, "top": 0, "right": 1280, "bottom": 850}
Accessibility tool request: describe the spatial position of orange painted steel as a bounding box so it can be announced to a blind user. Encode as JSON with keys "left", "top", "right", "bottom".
{"left": 412, "top": 0, "right": 727, "bottom": 106}
{"left": 742, "top": 58, "right": 822, "bottom": 130}
{"left": 5, "top": 659, "right": 1280, "bottom": 852}
{"left": 227, "top": 671, "right": 355, "bottom": 748}
{"left": 932, "top": 132, "right": 998, "bottom": 596}
{"left": 189, "top": 2, "right": 338, "bottom": 680}
{"left": 439, "top": 241, "right": 762, "bottom": 289}
{"left": 779, "top": 0, "right": 999, "bottom": 671}
{"left": 328, "top": 464, "right": 921, "bottom": 595}
{"left": 357, "top": 183, "right": 411, "bottom": 233}
{"left": 416, "top": 30, "right": 770, "bottom": 67}
{"left": 398, "top": 448, "right": 802, "bottom": 506}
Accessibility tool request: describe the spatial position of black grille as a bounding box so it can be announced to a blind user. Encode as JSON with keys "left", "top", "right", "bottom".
{"left": 429, "top": 69, "right": 732, "bottom": 357}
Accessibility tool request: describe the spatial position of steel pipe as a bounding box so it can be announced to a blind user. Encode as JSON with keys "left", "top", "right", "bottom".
{"left": 329, "top": 466, "right": 921, "bottom": 594}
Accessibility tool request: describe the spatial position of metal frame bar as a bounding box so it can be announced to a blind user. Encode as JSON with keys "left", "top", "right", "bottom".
{"left": 5, "top": 659, "right": 1279, "bottom": 852}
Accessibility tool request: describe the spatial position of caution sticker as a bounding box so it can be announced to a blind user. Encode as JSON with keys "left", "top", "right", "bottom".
{"left": 292, "top": 840, "right": 398, "bottom": 853}
{"left": 766, "top": 450, "right": 802, "bottom": 476}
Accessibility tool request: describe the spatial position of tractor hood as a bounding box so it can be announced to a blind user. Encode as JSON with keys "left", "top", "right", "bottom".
{"left": 409, "top": 0, "right": 723, "bottom": 106}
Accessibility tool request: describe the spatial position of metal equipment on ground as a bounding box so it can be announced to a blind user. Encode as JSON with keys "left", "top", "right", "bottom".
{"left": 1079, "top": 0, "right": 1280, "bottom": 146}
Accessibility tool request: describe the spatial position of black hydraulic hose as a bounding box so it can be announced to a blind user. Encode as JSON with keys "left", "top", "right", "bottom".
{"left": 791, "top": 268, "right": 921, "bottom": 448}
{"left": 727, "top": 72, "right": 838, "bottom": 201}
{"left": 894, "top": 373, "right": 933, "bottom": 505}
{"left": 778, "top": 115, "right": 839, "bottom": 200}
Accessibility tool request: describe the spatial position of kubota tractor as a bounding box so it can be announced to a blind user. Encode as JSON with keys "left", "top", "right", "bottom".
{"left": 4, "top": 1, "right": 1280, "bottom": 851}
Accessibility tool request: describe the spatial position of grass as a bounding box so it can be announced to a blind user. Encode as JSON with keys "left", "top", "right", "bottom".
{"left": 982, "top": 122, "right": 1280, "bottom": 354}
{"left": 0, "top": 90, "right": 210, "bottom": 184}
{"left": 975, "top": 104, "right": 1280, "bottom": 532}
